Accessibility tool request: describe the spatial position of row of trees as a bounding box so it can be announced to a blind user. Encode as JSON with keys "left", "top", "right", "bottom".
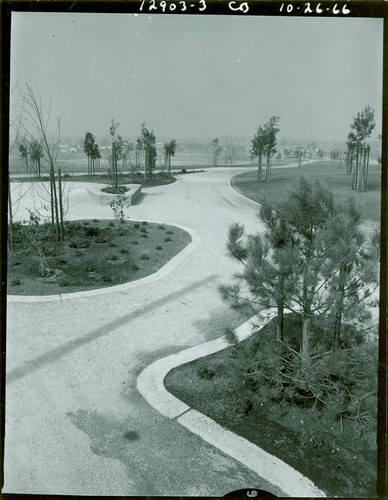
{"left": 83, "top": 132, "right": 101, "bottom": 175}
{"left": 345, "top": 105, "right": 375, "bottom": 191}
{"left": 84, "top": 123, "right": 177, "bottom": 189}
{"left": 250, "top": 116, "right": 280, "bottom": 182}
{"left": 18, "top": 138, "right": 45, "bottom": 176}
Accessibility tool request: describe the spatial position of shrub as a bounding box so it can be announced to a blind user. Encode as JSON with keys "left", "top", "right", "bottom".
{"left": 59, "top": 278, "right": 70, "bottom": 287}
{"left": 75, "top": 250, "right": 84, "bottom": 257}
{"left": 109, "top": 222, "right": 115, "bottom": 227}
{"left": 164, "top": 237, "right": 172, "bottom": 242}
{"left": 11, "top": 261, "right": 22, "bottom": 266}
{"left": 134, "top": 223, "right": 140, "bottom": 228}
{"left": 131, "top": 263, "right": 140, "bottom": 271}
{"left": 140, "top": 228, "right": 147, "bottom": 233}
{"left": 85, "top": 265, "right": 94, "bottom": 272}
{"left": 109, "top": 196, "right": 130, "bottom": 225}
{"left": 140, "top": 234, "right": 148, "bottom": 239}
{"left": 131, "top": 240, "right": 139, "bottom": 245}
{"left": 42, "top": 243, "right": 59, "bottom": 256}
{"left": 96, "top": 236, "right": 107, "bottom": 244}
{"left": 93, "top": 219, "right": 100, "bottom": 223}
{"left": 10, "top": 278, "right": 21, "bottom": 286}
{"left": 103, "top": 185, "right": 128, "bottom": 194}
{"left": 181, "top": 168, "right": 187, "bottom": 174}
{"left": 156, "top": 245, "right": 163, "bottom": 250}
{"left": 56, "top": 259, "right": 67, "bottom": 265}
{"left": 142, "top": 221, "right": 148, "bottom": 225}
{"left": 198, "top": 367, "right": 215, "bottom": 380}
{"left": 68, "top": 238, "right": 90, "bottom": 249}
{"left": 141, "top": 254, "right": 150, "bottom": 260}
{"left": 166, "top": 230, "right": 173, "bottom": 235}
{"left": 157, "top": 225, "right": 165, "bottom": 230}
{"left": 102, "top": 276, "right": 114, "bottom": 282}
{"left": 108, "top": 242, "right": 117, "bottom": 247}
{"left": 120, "top": 248, "right": 129, "bottom": 254}
{"left": 109, "top": 255, "right": 118, "bottom": 261}
{"left": 83, "top": 221, "right": 90, "bottom": 226}
{"left": 84, "top": 226, "right": 100, "bottom": 237}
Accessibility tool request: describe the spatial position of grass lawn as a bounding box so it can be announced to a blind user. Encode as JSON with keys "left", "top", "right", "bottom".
{"left": 231, "top": 161, "right": 381, "bottom": 223}
{"left": 165, "top": 314, "right": 377, "bottom": 497}
{"left": 8, "top": 219, "right": 191, "bottom": 295}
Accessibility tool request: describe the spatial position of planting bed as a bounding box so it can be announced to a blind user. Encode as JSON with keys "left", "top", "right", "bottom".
{"left": 165, "top": 315, "right": 377, "bottom": 497}
{"left": 8, "top": 219, "right": 191, "bottom": 295}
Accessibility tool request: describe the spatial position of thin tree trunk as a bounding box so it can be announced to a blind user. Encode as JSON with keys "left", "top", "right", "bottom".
{"left": 50, "top": 175, "right": 55, "bottom": 228}
{"left": 302, "top": 314, "right": 311, "bottom": 368}
{"left": 333, "top": 266, "right": 346, "bottom": 351}
{"left": 276, "top": 302, "right": 284, "bottom": 342}
{"left": 258, "top": 153, "right": 262, "bottom": 182}
{"left": 58, "top": 168, "right": 64, "bottom": 241}
{"left": 365, "top": 146, "right": 370, "bottom": 191}
{"left": 8, "top": 177, "right": 14, "bottom": 251}
{"left": 51, "top": 170, "right": 60, "bottom": 240}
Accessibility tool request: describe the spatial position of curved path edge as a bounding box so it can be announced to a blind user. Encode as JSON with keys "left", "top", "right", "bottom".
{"left": 7, "top": 219, "right": 201, "bottom": 303}
{"left": 136, "top": 309, "right": 326, "bottom": 498}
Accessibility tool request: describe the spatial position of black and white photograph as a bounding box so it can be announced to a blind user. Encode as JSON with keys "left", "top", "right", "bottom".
{"left": 3, "top": 6, "right": 385, "bottom": 498}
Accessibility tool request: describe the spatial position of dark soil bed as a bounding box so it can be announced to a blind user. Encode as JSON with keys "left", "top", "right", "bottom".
{"left": 8, "top": 219, "right": 191, "bottom": 295}
{"left": 164, "top": 315, "right": 377, "bottom": 497}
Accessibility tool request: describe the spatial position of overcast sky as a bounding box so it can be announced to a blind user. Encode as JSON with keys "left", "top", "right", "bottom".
{"left": 10, "top": 13, "right": 383, "bottom": 143}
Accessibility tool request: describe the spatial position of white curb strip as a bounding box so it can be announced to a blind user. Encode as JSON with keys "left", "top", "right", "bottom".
{"left": 7, "top": 219, "right": 201, "bottom": 303}
{"left": 137, "top": 309, "right": 326, "bottom": 497}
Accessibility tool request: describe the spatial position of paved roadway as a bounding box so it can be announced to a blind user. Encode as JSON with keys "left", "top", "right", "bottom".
{"left": 4, "top": 168, "right": 286, "bottom": 496}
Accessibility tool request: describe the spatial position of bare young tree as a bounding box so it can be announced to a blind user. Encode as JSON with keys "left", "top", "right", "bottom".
{"left": 16, "top": 81, "right": 67, "bottom": 240}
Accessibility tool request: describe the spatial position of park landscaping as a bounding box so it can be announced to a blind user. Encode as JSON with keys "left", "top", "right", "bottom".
{"left": 165, "top": 314, "right": 377, "bottom": 497}
{"left": 231, "top": 161, "right": 381, "bottom": 223}
{"left": 166, "top": 175, "right": 379, "bottom": 498}
{"left": 7, "top": 218, "right": 191, "bottom": 295}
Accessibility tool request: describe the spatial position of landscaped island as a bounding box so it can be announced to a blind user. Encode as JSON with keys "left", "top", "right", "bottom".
{"left": 8, "top": 218, "right": 191, "bottom": 295}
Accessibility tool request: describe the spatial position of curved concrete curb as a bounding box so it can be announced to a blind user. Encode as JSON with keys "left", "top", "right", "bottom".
{"left": 7, "top": 219, "right": 201, "bottom": 303}
{"left": 137, "top": 309, "right": 326, "bottom": 497}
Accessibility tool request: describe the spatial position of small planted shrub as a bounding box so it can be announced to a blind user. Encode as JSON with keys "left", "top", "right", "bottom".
{"left": 103, "top": 185, "right": 128, "bottom": 194}
{"left": 109, "top": 222, "right": 115, "bottom": 227}
{"left": 131, "top": 263, "right": 140, "bottom": 271}
{"left": 68, "top": 238, "right": 90, "bottom": 249}
{"left": 156, "top": 245, "right": 163, "bottom": 250}
{"left": 131, "top": 241, "right": 139, "bottom": 245}
{"left": 59, "top": 278, "right": 70, "bottom": 287}
{"left": 141, "top": 253, "right": 150, "bottom": 260}
{"left": 166, "top": 230, "right": 173, "bottom": 235}
{"left": 142, "top": 221, "right": 148, "bottom": 226}
{"left": 120, "top": 248, "right": 129, "bottom": 254}
{"left": 83, "top": 221, "right": 90, "bottom": 226}
{"left": 109, "top": 196, "right": 130, "bottom": 226}
{"left": 157, "top": 225, "right": 165, "bottom": 230}
{"left": 96, "top": 236, "right": 107, "bottom": 244}
{"left": 198, "top": 367, "right": 215, "bottom": 380}
{"left": 109, "top": 255, "right": 118, "bottom": 261}
{"left": 56, "top": 259, "right": 67, "bottom": 265}
{"left": 11, "top": 261, "right": 22, "bottom": 267}
{"left": 75, "top": 250, "right": 84, "bottom": 257}
{"left": 119, "top": 230, "right": 128, "bottom": 236}
{"left": 84, "top": 226, "right": 100, "bottom": 237}
{"left": 10, "top": 278, "right": 21, "bottom": 286}
{"left": 134, "top": 223, "right": 140, "bottom": 228}
{"left": 102, "top": 276, "right": 114, "bottom": 282}
{"left": 108, "top": 242, "right": 117, "bottom": 248}
{"left": 164, "top": 237, "right": 172, "bottom": 242}
{"left": 140, "top": 234, "right": 148, "bottom": 239}
{"left": 140, "top": 228, "right": 147, "bottom": 233}
{"left": 85, "top": 265, "right": 94, "bottom": 272}
{"left": 93, "top": 219, "right": 100, "bottom": 223}
{"left": 181, "top": 168, "right": 187, "bottom": 174}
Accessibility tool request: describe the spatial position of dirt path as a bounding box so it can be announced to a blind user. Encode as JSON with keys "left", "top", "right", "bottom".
{"left": 4, "top": 168, "right": 285, "bottom": 496}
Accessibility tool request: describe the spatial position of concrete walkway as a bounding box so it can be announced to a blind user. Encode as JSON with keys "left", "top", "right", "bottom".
{"left": 4, "top": 168, "right": 291, "bottom": 496}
